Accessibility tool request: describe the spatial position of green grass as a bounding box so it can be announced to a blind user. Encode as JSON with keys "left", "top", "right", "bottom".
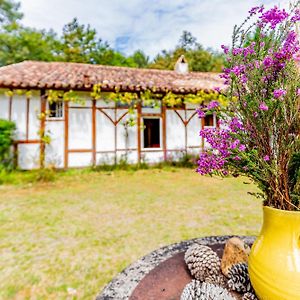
{"left": 0, "top": 168, "right": 262, "bottom": 299}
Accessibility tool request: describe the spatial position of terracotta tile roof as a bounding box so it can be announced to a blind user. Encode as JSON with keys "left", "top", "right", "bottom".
{"left": 0, "top": 61, "right": 223, "bottom": 93}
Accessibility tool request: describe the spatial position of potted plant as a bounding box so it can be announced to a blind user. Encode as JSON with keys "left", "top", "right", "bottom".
{"left": 196, "top": 3, "right": 300, "bottom": 299}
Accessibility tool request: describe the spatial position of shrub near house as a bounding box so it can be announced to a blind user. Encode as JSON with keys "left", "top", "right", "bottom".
{"left": 0, "top": 119, "right": 15, "bottom": 169}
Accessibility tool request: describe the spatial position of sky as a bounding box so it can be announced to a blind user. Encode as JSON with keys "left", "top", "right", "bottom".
{"left": 19, "top": 0, "right": 289, "bottom": 58}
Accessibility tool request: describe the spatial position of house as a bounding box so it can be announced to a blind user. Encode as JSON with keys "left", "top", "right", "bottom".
{"left": 0, "top": 60, "right": 223, "bottom": 169}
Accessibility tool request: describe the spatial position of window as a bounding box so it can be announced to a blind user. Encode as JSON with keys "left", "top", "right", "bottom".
{"left": 204, "top": 114, "right": 214, "bottom": 127}
{"left": 49, "top": 101, "right": 63, "bottom": 118}
{"left": 143, "top": 118, "right": 160, "bottom": 148}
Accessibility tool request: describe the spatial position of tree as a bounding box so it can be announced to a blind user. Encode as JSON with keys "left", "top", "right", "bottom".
{"left": 149, "top": 31, "right": 224, "bottom": 72}
{"left": 0, "top": 26, "right": 61, "bottom": 66}
{"left": 59, "top": 18, "right": 109, "bottom": 64}
{"left": 128, "top": 50, "right": 149, "bottom": 68}
{"left": 0, "top": 0, "right": 22, "bottom": 26}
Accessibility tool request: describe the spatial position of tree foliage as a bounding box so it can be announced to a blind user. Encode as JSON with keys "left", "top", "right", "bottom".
{"left": 0, "top": 1, "right": 224, "bottom": 72}
{"left": 149, "top": 31, "right": 225, "bottom": 72}
{"left": 0, "top": 118, "right": 15, "bottom": 169}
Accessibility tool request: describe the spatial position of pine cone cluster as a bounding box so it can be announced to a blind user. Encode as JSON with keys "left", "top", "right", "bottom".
{"left": 184, "top": 244, "right": 221, "bottom": 281}
{"left": 227, "top": 263, "right": 251, "bottom": 293}
{"left": 180, "top": 281, "right": 235, "bottom": 300}
{"left": 242, "top": 292, "right": 259, "bottom": 300}
{"left": 205, "top": 273, "right": 227, "bottom": 288}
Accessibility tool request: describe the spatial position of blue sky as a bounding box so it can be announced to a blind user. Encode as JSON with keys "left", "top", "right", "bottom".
{"left": 19, "top": 0, "right": 288, "bottom": 58}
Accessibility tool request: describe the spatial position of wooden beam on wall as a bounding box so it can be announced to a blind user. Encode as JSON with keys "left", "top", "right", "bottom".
{"left": 137, "top": 102, "right": 141, "bottom": 163}
{"left": 40, "top": 90, "right": 46, "bottom": 168}
{"left": 8, "top": 94, "right": 12, "bottom": 121}
{"left": 26, "top": 95, "right": 30, "bottom": 140}
{"left": 92, "top": 99, "right": 96, "bottom": 166}
{"left": 162, "top": 104, "right": 167, "bottom": 161}
{"left": 64, "top": 101, "right": 69, "bottom": 169}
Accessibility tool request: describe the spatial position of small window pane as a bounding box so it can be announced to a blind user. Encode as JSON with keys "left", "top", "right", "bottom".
{"left": 204, "top": 114, "right": 214, "bottom": 127}
{"left": 49, "top": 101, "right": 63, "bottom": 118}
{"left": 143, "top": 118, "right": 160, "bottom": 148}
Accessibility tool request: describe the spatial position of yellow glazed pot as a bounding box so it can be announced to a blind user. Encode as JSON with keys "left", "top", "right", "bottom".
{"left": 248, "top": 206, "right": 300, "bottom": 300}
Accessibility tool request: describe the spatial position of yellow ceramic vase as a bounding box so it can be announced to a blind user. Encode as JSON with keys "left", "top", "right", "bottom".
{"left": 248, "top": 206, "right": 300, "bottom": 300}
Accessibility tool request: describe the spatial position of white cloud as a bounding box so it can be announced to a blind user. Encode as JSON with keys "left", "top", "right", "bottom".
{"left": 19, "top": 0, "right": 291, "bottom": 58}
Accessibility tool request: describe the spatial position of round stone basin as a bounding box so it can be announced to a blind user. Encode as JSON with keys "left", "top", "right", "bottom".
{"left": 96, "top": 236, "right": 255, "bottom": 300}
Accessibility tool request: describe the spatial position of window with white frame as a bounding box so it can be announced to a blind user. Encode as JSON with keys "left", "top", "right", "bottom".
{"left": 48, "top": 101, "right": 64, "bottom": 118}
{"left": 143, "top": 118, "right": 161, "bottom": 148}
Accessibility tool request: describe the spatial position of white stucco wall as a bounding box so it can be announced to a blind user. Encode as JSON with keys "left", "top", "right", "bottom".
{"left": 166, "top": 110, "right": 185, "bottom": 150}
{"left": 0, "top": 91, "right": 9, "bottom": 120}
{"left": 11, "top": 95, "right": 27, "bottom": 140}
{"left": 28, "top": 93, "right": 41, "bottom": 140}
{"left": 45, "top": 121, "right": 64, "bottom": 168}
{"left": 68, "top": 107, "right": 92, "bottom": 150}
{"left": 187, "top": 111, "right": 201, "bottom": 148}
{"left": 96, "top": 110, "right": 115, "bottom": 151}
{"left": 0, "top": 89, "right": 216, "bottom": 169}
{"left": 18, "top": 143, "right": 40, "bottom": 169}
{"left": 68, "top": 152, "right": 93, "bottom": 168}
{"left": 141, "top": 151, "right": 164, "bottom": 163}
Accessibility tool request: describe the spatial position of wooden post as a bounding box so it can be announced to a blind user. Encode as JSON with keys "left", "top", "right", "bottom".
{"left": 8, "top": 94, "right": 12, "bottom": 121}
{"left": 40, "top": 90, "right": 46, "bottom": 168}
{"left": 26, "top": 95, "right": 30, "bottom": 141}
{"left": 92, "top": 99, "right": 96, "bottom": 166}
{"left": 162, "top": 103, "right": 167, "bottom": 161}
{"left": 64, "top": 101, "right": 69, "bottom": 169}
{"left": 201, "top": 117, "right": 205, "bottom": 151}
{"left": 137, "top": 102, "right": 142, "bottom": 163}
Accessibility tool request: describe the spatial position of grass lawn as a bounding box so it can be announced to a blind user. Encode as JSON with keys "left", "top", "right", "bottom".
{"left": 0, "top": 168, "right": 262, "bottom": 299}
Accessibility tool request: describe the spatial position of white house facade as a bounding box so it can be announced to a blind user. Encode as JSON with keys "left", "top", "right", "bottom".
{"left": 0, "top": 61, "right": 223, "bottom": 169}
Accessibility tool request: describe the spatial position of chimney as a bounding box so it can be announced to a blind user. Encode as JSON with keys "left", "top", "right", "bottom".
{"left": 175, "top": 55, "right": 188, "bottom": 74}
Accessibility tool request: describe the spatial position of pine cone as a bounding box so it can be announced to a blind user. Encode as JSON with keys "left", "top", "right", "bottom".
{"left": 242, "top": 292, "right": 258, "bottom": 300}
{"left": 205, "top": 273, "right": 227, "bottom": 288}
{"left": 184, "top": 244, "right": 221, "bottom": 281}
{"left": 227, "top": 263, "right": 251, "bottom": 293}
{"left": 180, "top": 281, "right": 235, "bottom": 300}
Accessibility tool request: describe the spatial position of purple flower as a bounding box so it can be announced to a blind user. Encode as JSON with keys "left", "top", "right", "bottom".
{"left": 248, "top": 5, "right": 264, "bottom": 16}
{"left": 297, "top": 88, "right": 300, "bottom": 96}
{"left": 253, "top": 112, "right": 258, "bottom": 118}
{"left": 239, "top": 144, "right": 246, "bottom": 151}
{"left": 213, "top": 86, "right": 221, "bottom": 93}
{"left": 273, "top": 89, "right": 286, "bottom": 99}
{"left": 259, "top": 102, "right": 268, "bottom": 111}
{"left": 207, "top": 100, "right": 219, "bottom": 110}
{"left": 263, "top": 155, "right": 270, "bottom": 161}
{"left": 259, "top": 6, "right": 289, "bottom": 29}
{"left": 196, "top": 108, "right": 206, "bottom": 118}
{"left": 233, "top": 156, "right": 241, "bottom": 161}
{"left": 221, "top": 45, "right": 229, "bottom": 54}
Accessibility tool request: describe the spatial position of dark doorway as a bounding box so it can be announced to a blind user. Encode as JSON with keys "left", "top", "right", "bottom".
{"left": 143, "top": 118, "right": 160, "bottom": 148}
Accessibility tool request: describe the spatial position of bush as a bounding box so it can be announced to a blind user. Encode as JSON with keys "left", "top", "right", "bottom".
{"left": 0, "top": 119, "right": 16, "bottom": 170}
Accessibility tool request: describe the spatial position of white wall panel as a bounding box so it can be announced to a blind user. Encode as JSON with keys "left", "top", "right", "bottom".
{"left": 96, "top": 99, "right": 115, "bottom": 108}
{"left": 68, "top": 152, "right": 92, "bottom": 167}
{"left": 116, "top": 150, "right": 138, "bottom": 164}
{"left": 28, "top": 95, "right": 40, "bottom": 140}
{"left": 0, "top": 93, "right": 9, "bottom": 120}
{"left": 11, "top": 95, "right": 27, "bottom": 140}
{"left": 96, "top": 110, "right": 115, "bottom": 151}
{"left": 96, "top": 152, "right": 115, "bottom": 165}
{"left": 18, "top": 144, "right": 40, "bottom": 170}
{"left": 166, "top": 110, "right": 185, "bottom": 150}
{"left": 116, "top": 123, "right": 137, "bottom": 150}
{"left": 45, "top": 122, "right": 64, "bottom": 168}
{"left": 69, "top": 108, "right": 92, "bottom": 149}
{"left": 141, "top": 151, "right": 164, "bottom": 163}
{"left": 187, "top": 115, "right": 201, "bottom": 147}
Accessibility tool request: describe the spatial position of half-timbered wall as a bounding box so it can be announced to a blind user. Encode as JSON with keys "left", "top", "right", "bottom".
{"left": 0, "top": 89, "right": 217, "bottom": 169}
